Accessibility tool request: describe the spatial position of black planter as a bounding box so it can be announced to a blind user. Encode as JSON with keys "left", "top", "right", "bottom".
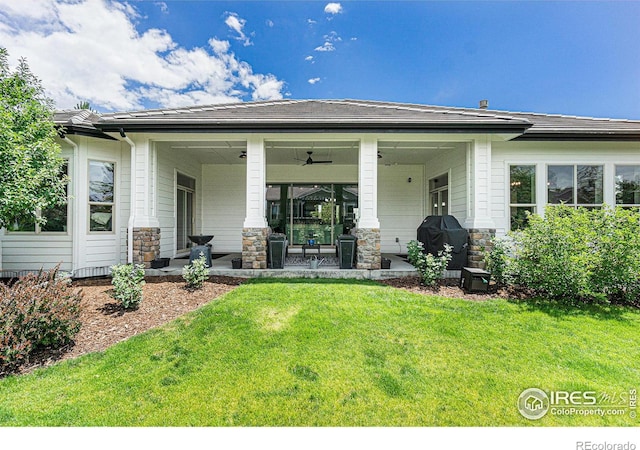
{"left": 150, "top": 258, "right": 170, "bottom": 269}
{"left": 232, "top": 258, "right": 242, "bottom": 269}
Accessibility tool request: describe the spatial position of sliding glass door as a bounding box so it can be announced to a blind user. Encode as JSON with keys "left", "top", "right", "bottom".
{"left": 176, "top": 173, "right": 195, "bottom": 252}
{"left": 266, "top": 183, "right": 358, "bottom": 245}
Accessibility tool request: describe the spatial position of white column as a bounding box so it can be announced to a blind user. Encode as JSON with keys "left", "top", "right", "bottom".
{"left": 243, "top": 136, "right": 268, "bottom": 228}
{"left": 357, "top": 136, "right": 380, "bottom": 229}
{"left": 463, "top": 135, "right": 496, "bottom": 229}
{"left": 131, "top": 136, "right": 160, "bottom": 228}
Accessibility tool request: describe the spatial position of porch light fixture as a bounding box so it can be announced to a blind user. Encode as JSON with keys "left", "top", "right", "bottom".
{"left": 239, "top": 151, "right": 247, "bottom": 159}
{"left": 378, "top": 152, "right": 382, "bottom": 159}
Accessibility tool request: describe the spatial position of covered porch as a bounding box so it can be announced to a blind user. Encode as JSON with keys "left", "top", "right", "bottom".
{"left": 123, "top": 132, "right": 496, "bottom": 273}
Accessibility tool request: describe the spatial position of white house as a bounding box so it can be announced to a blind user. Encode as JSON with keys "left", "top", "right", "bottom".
{"left": 1, "top": 99, "right": 639, "bottom": 276}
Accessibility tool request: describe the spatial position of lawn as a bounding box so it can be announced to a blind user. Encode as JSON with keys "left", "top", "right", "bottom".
{"left": 0, "top": 279, "right": 638, "bottom": 426}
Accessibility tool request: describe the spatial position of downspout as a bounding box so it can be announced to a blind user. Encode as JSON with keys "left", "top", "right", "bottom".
{"left": 119, "top": 129, "right": 136, "bottom": 264}
{"left": 63, "top": 136, "right": 80, "bottom": 275}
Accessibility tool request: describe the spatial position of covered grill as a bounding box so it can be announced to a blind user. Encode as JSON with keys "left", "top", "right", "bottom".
{"left": 416, "top": 215, "right": 469, "bottom": 270}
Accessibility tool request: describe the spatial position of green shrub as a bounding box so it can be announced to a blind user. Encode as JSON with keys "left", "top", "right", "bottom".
{"left": 490, "top": 205, "right": 640, "bottom": 304}
{"left": 0, "top": 267, "right": 82, "bottom": 373}
{"left": 407, "top": 240, "right": 452, "bottom": 287}
{"left": 588, "top": 207, "right": 640, "bottom": 303}
{"left": 182, "top": 253, "right": 209, "bottom": 290}
{"left": 485, "top": 236, "right": 517, "bottom": 286}
{"left": 110, "top": 263, "right": 146, "bottom": 309}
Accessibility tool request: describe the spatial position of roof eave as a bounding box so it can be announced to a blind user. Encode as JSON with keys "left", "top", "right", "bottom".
{"left": 56, "top": 124, "right": 118, "bottom": 141}
{"left": 513, "top": 131, "right": 640, "bottom": 141}
{"left": 96, "top": 121, "right": 532, "bottom": 135}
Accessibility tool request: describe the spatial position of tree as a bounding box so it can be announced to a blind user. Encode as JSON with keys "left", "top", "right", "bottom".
{"left": 74, "top": 100, "right": 95, "bottom": 112}
{"left": 0, "top": 47, "right": 67, "bottom": 229}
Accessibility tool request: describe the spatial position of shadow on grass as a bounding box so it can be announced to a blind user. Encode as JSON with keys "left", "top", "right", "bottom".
{"left": 508, "top": 296, "right": 638, "bottom": 322}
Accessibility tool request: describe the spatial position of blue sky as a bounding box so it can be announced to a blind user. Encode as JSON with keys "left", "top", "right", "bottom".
{"left": 1, "top": 0, "right": 639, "bottom": 118}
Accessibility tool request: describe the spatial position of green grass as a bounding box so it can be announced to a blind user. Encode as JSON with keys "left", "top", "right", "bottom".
{"left": 1, "top": 279, "right": 639, "bottom": 426}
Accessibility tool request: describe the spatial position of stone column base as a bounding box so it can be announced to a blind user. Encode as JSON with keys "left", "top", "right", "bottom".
{"left": 132, "top": 227, "right": 161, "bottom": 268}
{"left": 355, "top": 228, "right": 381, "bottom": 270}
{"left": 467, "top": 228, "right": 495, "bottom": 269}
{"left": 242, "top": 228, "right": 269, "bottom": 269}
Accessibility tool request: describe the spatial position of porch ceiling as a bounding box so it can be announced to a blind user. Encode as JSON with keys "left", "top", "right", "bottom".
{"left": 160, "top": 140, "right": 465, "bottom": 165}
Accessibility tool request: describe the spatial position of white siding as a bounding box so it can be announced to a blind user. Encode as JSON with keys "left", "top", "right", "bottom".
{"left": 119, "top": 151, "right": 131, "bottom": 264}
{"left": 80, "top": 137, "right": 128, "bottom": 269}
{"left": 156, "top": 147, "right": 202, "bottom": 258}
{"left": 201, "top": 164, "right": 246, "bottom": 252}
{"left": 378, "top": 165, "right": 425, "bottom": 253}
{"left": 267, "top": 164, "right": 357, "bottom": 183}
{"left": 492, "top": 140, "right": 640, "bottom": 235}
{"left": 424, "top": 146, "right": 468, "bottom": 223}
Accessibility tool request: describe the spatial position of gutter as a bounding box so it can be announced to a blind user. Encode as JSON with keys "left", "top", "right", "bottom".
{"left": 62, "top": 136, "right": 81, "bottom": 275}
{"left": 118, "top": 128, "right": 136, "bottom": 264}
{"left": 95, "top": 121, "right": 533, "bottom": 135}
{"left": 512, "top": 131, "right": 640, "bottom": 141}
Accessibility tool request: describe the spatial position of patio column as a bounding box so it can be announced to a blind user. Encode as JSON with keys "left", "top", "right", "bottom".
{"left": 464, "top": 136, "right": 496, "bottom": 268}
{"left": 355, "top": 136, "right": 381, "bottom": 269}
{"left": 242, "top": 136, "right": 269, "bottom": 269}
{"left": 128, "top": 136, "right": 161, "bottom": 268}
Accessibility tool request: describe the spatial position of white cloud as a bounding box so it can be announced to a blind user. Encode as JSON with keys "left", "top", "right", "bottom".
{"left": 307, "top": 19, "right": 317, "bottom": 25}
{"left": 308, "top": 78, "right": 321, "bottom": 85}
{"left": 314, "top": 32, "right": 341, "bottom": 52}
{"left": 324, "top": 3, "right": 343, "bottom": 15}
{"left": 154, "top": 2, "right": 169, "bottom": 14}
{"left": 305, "top": 56, "right": 314, "bottom": 62}
{"left": 265, "top": 19, "right": 274, "bottom": 28}
{"left": 314, "top": 42, "right": 335, "bottom": 52}
{"left": 0, "top": 0, "right": 284, "bottom": 111}
{"left": 224, "top": 12, "right": 252, "bottom": 47}
{"left": 325, "top": 31, "right": 342, "bottom": 43}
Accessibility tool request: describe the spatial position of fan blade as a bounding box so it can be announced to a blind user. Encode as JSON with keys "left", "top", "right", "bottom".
{"left": 313, "top": 160, "right": 332, "bottom": 164}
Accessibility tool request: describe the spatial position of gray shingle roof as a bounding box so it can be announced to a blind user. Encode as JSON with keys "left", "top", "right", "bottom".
{"left": 54, "top": 109, "right": 116, "bottom": 139}
{"left": 57, "top": 99, "right": 640, "bottom": 140}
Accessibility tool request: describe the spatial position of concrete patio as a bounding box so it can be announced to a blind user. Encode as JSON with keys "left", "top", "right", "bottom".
{"left": 146, "top": 252, "right": 422, "bottom": 280}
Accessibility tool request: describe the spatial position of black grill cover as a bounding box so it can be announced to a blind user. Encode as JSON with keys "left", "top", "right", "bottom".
{"left": 416, "top": 215, "right": 469, "bottom": 270}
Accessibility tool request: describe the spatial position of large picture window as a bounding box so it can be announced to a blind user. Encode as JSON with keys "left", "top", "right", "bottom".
{"left": 615, "top": 165, "right": 640, "bottom": 207}
{"left": 266, "top": 183, "right": 358, "bottom": 245}
{"left": 7, "top": 161, "right": 69, "bottom": 233}
{"left": 89, "top": 160, "right": 115, "bottom": 232}
{"left": 509, "top": 165, "right": 536, "bottom": 230}
{"left": 547, "top": 165, "right": 603, "bottom": 207}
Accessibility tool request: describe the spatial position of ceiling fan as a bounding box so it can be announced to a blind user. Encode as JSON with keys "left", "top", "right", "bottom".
{"left": 301, "top": 151, "right": 332, "bottom": 166}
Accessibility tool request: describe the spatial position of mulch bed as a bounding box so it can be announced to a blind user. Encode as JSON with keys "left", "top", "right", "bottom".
{"left": 378, "top": 276, "right": 519, "bottom": 301}
{"left": 14, "top": 275, "right": 244, "bottom": 376}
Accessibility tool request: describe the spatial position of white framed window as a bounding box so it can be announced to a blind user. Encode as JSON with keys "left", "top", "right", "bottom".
{"left": 88, "top": 160, "right": 115, "bottom": 233}
{"left": 615, "top": 165, "right": 640, "bottom": 208}
{"left": 429, "top": 173, "right": 449, "bottom": 216}
{"left": 547, "top": 164, "right": 603, "bottom": 208}
{"left": 7, "top": 161, "right": 69, "bottom": 233}
{"left": 509, "top": 164, "right": 536, "bottom": 230}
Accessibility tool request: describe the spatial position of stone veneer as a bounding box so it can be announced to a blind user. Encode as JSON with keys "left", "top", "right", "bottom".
{"left": 132, "top": 227, "right": 161, "bottom": 268}
{"left": 242, "top": 227, "right": 269, "bottom": 269}
{"left": 466, "top": 228, "right": 495, "bottom": 269}
{"left": 355, "top": 228, "right": 381, "bottom": 270}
